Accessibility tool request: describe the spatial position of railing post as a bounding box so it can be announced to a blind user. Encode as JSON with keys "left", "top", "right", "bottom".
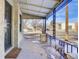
{"left": 71, "top": 45, "right": 73, "bottom": 53}
{"left": 67, "top": 43, "right": 68, "bottom": 53}
{"left": 77, "top": 47, "right": 78, "bottom": 53}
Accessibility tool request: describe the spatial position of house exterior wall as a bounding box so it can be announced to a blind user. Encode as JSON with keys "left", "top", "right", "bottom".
{"left": 0, "top": 0, "right": 5, "bottom": 59}
{"left": 56, "top": 23, "right": 65, "bottom": 31}
{"left": 0, "top": 0, "right": 22, "bottom": 58}
{"left": 56, "top": 23, "right": 76, "bottom": 32}
{"left": 12, "top": 0, "right": 19, "bottom": 47}
{"left": 18, "top": 3, "right": 23, "bottom": 48}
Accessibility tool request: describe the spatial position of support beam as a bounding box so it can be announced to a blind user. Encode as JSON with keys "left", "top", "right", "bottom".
{"left": 22, "top": 13, "right": 43, "bottom": 19}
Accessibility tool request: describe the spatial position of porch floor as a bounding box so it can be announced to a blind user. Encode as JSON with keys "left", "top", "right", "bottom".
{"left": 17, "top": 35, "right": 48, "bottom": 59}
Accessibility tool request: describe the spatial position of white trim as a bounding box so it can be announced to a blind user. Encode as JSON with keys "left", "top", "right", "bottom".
{"left": 5, "top": 46, "right": 14, "bottom": 56}
{"left": 6, "top": 0, "right": 13, "bottom": 6}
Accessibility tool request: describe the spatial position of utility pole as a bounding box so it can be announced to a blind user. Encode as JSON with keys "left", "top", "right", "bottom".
{"left": 65, "top": 4, "right": 69, "bottom": 34}
{"left": 65, "top": 0, "right": 69, "bottom": 41}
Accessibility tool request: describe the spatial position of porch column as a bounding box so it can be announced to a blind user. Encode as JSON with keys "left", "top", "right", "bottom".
{"left": 40, "top": 17, "right": 47, "bottom": 43}
{"left": 42, "top": 17, "right": 46, "bottom": 34}
{"left": 53, "top": 8, "right": 56, "bottom": 39}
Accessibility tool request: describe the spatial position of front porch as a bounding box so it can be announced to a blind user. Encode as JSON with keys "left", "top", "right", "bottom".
{"left": 0, "top": 0, "right": 78, "bottom": 59}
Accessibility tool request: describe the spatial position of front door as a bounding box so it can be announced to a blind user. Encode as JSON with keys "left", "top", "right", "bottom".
{"left": 5, "top": 0, "right": 12, "bottom": 51}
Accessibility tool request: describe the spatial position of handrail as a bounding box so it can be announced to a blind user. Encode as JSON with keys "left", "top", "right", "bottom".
{"left": 46, "top": 33, "right": 78, "bottom": 54}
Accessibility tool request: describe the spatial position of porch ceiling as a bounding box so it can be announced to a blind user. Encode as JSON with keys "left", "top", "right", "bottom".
{"left": 19, "top": 0, "right": 62, "bottom": 17}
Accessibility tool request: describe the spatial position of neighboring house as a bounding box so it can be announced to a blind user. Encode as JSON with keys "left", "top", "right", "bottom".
{"left": 56, "top": 22, "right": 77, "bottom": 32}
{"left": 48, "top": 21, "right": 78, "bottom": 32}
{"left": 46, "top": 22, "right": 78, "bottom": 40}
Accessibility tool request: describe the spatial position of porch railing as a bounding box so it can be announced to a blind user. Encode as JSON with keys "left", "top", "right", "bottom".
{"left": 46, "top": 33, "right": 78, "bottom": 54}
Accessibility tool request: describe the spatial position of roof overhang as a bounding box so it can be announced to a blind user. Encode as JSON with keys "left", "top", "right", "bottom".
{"left": 19, "top": 0, "right": 62, "bottom": 17}
{"left": 19, "top": 0, "right": 72, "bottom": 18}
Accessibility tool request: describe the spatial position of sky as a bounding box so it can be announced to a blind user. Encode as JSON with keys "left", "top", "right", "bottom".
{"left": 47, "top": 0, "right": 78, "bottom": 24}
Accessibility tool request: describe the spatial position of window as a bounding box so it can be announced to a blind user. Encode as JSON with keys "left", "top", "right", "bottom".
{"left": 20, "top": 15, "right": 22, "bottom": 32}
{"left": 58, "top": 24, "right": 61, "bottom": 29}
{"left": 69, "top": 25, "right": 72, "bottom": 30}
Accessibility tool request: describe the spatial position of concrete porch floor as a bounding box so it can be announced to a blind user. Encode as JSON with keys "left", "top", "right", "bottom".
{"left": 17, "top": 35, "right": 48, "bottom": 59}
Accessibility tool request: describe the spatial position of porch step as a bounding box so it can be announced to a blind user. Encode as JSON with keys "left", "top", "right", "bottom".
{"left": 5, "top": 47, "right": 21, "bottom": 59}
